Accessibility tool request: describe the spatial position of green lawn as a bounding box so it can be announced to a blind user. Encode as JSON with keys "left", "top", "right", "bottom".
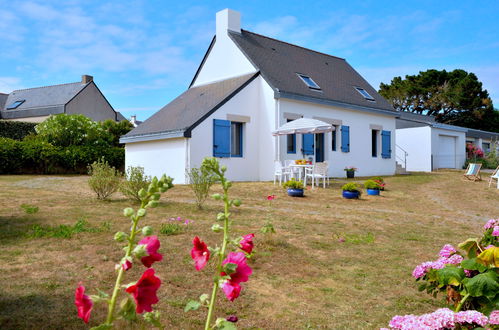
{"left": 0, "top": 171, "right": 498, "bottom": 329}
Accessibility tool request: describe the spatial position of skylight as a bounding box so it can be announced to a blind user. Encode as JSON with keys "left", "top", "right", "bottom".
{"left": 6, "top": 100, "right": 25, "bottom": 110}
{"left": 354, "top": 87, "right": 375, "bottom": 101}
{"left": 297, "top": 74, "right": 321, "bottom": 90}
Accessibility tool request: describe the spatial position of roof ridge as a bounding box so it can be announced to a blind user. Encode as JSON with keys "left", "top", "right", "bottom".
{"left": 239, "top": 29, "right": 346, "bottom": 61}
{"left": 11, "top": 81, "right": 86, "bottom": 93}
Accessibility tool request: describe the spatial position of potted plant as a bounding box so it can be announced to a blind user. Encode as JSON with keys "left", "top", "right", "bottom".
{"left": 370, "top": 176, "right": 386, "bottom": 190}
{"left": 282, "top": 178, "right": 305, "bottom": 197}
{"left": 344, "top": 166, "right": 357, "bottom": 179}
{"left": 364, "top": 179, "right": 381, "bottom": 196}
{"left": 341, "top": 182, "right": 362, "bottom": 199}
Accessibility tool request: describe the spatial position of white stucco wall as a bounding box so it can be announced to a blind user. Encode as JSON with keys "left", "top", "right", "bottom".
{"left": 396, "top": 126, "right": 432, "bottom": 172}
{"left": 431, "top": 128, "right": 466, "bottom": 170}
{"left": 125, "top": 138, "right": 187, "bottom": 184}
{"left": 189, "top": 76, "right": 266, "bottom": 182}
{"left": 191, "top": 33, "right": 257, "bottom": 87}
{"left": 278, "top": 99, "right": 397, "bottom": 177}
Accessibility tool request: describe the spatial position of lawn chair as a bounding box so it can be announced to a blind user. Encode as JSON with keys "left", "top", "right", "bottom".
{"left": 284, "top": 160, "right": 300, "bottom": 180}
{"left": 305, "top": 162, "right": 329, "bottom": 188}
{"left": 463, "top": 163, "right": 482, "bottom": 181}
{"left": 274, "top": 161, "right": 291, "bottom": 185}
{"left": 488, "top": 165, "right": 499, "bottom": 188}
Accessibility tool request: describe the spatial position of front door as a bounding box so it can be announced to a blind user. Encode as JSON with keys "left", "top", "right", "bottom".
{"left": 315, "top": 133, "right": 324, "bottom": 162}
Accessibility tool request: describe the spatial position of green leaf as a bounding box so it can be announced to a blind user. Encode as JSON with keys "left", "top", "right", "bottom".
{"left": 119, "top": 297, "right": 137, "bottom": 321}
{"left": 477, "top": 247, "right": 499, "bottom": 268}
{"left": 215, "top": 318, "right": 237, "bottom": 330}
{"left": 463, "top": 270, "right": 499, "bottom": 298}
{"left": 418, "top": 283, "right": 427, "bottom": 292}
{"left": 223, "top": 262, "right": 238, "bottom": 275}
{"left": 436, "top": 266, "right": 464, "bottom": 287}
{"left": 90, "top": 324, "right": 113, "bottom": 330}
{"left": 143, "top": 311, "right": 162, "bottom": 328}
{"left": 458, "top": 238, "right": 480, "bottom": 258}
{"left": 184, "top": 300, "right": 201, "bottom": 312}
{"left": 461, "top": 258, "right": 488, "bottom": 272}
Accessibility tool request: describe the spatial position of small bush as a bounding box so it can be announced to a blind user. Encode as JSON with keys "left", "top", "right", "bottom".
{"left": 0, "top": 120, "right": 37, "bottom": 140}
{"left": 120, "top": 166, "right": 151, "bottom": 203}
{"left": 88, "top": 158, "right": 122, "bottom": 200}
{"left": 363, "top": 179, "right": 381, "bottom": 189}
{"left": 28, "top": 219, "right": 104, "bottom": 239}
{"left": 159, "top": 223, "right": 184, "bottom": 236}
{"left": 186, "top": 167, "right": 216, "bottom": 209}
{"left": 341, "top": 182, "right": 362, "bottom": 192}
{"left": 20, "top": 204, "right": 39, "bottom": 214}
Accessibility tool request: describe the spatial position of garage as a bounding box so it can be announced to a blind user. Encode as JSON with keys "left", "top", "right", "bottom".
{"left": 437, "top": 135, "right": 457, "bottom": 168}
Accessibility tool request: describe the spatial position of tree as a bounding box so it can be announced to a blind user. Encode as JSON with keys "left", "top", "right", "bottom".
{"left": 379, "top": 69, "right": 499, "bottom": 132}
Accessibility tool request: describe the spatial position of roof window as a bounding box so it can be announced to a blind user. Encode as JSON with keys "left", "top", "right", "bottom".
{"left": 6, "top": 100, "right": 25, "bottom": 110}
{"left": 297, "top": 73, "right": 321, "bottom": 90}
{"left": 354, "top": 87, "right": 375, "bottom": 101}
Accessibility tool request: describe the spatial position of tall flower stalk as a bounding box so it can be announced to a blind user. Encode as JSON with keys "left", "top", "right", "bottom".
{"left": 75, "top": 175, "right": 173, "bottom": 328}
{"left": 185, "top": 158, "right": 254, "bottom": 329}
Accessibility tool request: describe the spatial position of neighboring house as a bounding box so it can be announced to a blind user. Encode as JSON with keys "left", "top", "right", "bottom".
{"left": 0, "top": 75, "right": 125, "bottom": 123}
{"left": 466, "top": 128, "right": 499, "bottom": 153}
{"left": 121, "top": 9, "right": 398, "bottom": 183}
{"left": 129, "top": 115, "right": 143, "bottom": 127}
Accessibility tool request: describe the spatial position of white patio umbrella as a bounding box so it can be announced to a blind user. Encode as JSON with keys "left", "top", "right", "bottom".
{"left": 272, "top": 118, "right": 335, "bottom": 162}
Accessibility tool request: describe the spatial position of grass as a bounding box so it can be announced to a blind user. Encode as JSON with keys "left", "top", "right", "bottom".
{"left": 0, "top": 171, "right": 498, "bottom": 329}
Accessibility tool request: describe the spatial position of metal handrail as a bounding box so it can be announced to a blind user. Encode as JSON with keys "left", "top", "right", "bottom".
{"left": 395, "top": 144, "right": 409, "bottom": 170}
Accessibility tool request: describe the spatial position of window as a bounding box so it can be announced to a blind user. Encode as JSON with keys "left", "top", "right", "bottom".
{"left": 297, "top": 73, "right": 321, "bottom": 90}
{"left": 482, "top": 142, "right": 491, "bottom": 153}
{"left": 6, "top": 100, "right": 25, "bottom": 109}
{"left": 286, "top": 119, "right": 296, "bottom": 154}
{"left": 371, "top": 130, "right": 378, "bottom": 157}
{"left": 231, "top": 122, "right": 243, "bottom": 157}
{"left": 331, "top": 125, "right": 338, "bottom": 151}
{"left": 354, "top": 87, "right": 375, "bottom": 101}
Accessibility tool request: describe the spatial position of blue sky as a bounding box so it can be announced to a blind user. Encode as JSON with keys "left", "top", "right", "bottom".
{"left": 1, "top": 1, "right": 498, "bottom": 120}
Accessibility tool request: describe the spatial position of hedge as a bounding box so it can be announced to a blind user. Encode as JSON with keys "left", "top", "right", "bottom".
{"left": 0, "top": 137, "right": 124, "bottom": 174}
{"left": 0, "top": 120, "right": 37, "bottom": 140}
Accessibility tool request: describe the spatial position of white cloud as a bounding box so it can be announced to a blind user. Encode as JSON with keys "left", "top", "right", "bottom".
{"left": 0, "top": 77, "right": 24, "bottom": 93}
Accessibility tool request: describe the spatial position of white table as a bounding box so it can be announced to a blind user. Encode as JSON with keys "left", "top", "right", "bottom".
{"left": 288, "top": 164, "right": 313, "bottom": 181}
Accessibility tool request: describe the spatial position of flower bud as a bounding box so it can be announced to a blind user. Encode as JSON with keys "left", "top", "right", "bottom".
{"left": 199, "top": 293, "right": 209, "bottom": 305}
{"left": 216, "top": 212, "right": 225, "bottom": 221}
{"left": 138, "top": 188, "right": 147, "bottom": 198}
{"left": 211, "top": 224, "right": 223, "bottom": 233}
{"left": 123, "top": 208, "right": 134, "bottom": 217}
{"left": 142, "top": 226, "right": 153, "bottom": 236}
{"left": 132, "top": 244, "right": 147, "bottom": 258}
{"left": 212, "top": 193, "right": 222, "bottom": 200}
{"left": 151, "top": 193, "right": 161, "bottom": 201}
{"left": 147, "top": 200, "right": 159, "bottom": 208}
{"left": 232, "top": 199, "right": 242, "bottom": 207}
{"left": 221, "top": 165, "right": 227, "bottom": 172}
{"left": 137, "top": 208, "right": 147, "bottom": 217}
{"left": 114, "top": 231, "right": 127, "bottom": 242}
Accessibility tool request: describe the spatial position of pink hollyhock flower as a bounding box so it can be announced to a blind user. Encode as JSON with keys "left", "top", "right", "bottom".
{"left": 221, "top": 252, "right": 252, "bottom": 284}
{"left": 239, "top": 234, "right": 255, "bottom": 254}
{"left": 267, "top": 195, "right": 276, "bottom": 201}
{"left": 125, "top": 268, "right": 161, "bottom": 313}
{"left": 484, "top": 219, "right": 497, "bottom": 230}
{"left": 191, "top": 236, "right": 210, "bottom": 271}
{"left": 221, "top": 280, "right": 241, "bottom": 301}
{"left": 489, "top": 310, "right": 499, "bottom": 325}
{"left": 74, "top": 283, "right": 93, "bottom": 324}
{"left": 122, "top": 259, "right": 132, "bottom": 271}
{"left": 439, "top": 244, "right": 456, "bottom": 258}
{"left": 138, "top": 236, "right": 163, "bottom": 268}
{"left": 493, "top": 226, "right": 499, "bottom": 237}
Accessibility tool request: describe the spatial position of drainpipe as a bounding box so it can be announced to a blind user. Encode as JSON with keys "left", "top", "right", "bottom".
{"left": 275, "top": 98, "right": 280, "bottom": 162}
{"left": 185, "top": 138, "right": 190, "bottom": 184}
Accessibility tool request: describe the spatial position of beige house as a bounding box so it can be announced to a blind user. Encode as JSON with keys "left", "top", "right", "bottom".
{"left": 0, "top": 75, "right": 125, "bottom": 123}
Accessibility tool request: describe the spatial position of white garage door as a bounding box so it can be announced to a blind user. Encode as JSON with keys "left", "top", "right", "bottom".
{"left": 437, "top": 135, "right": 456, "bottom": 168}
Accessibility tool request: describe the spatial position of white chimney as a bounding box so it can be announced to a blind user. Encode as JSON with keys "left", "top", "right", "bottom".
{"left": 216, "top": 9, "right": 241, "bottom": 39}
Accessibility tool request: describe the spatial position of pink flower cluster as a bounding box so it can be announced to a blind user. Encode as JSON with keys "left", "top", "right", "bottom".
{"left": 490, "top": 310, "right": 499, "bottom": 325}
{"left": 484, "top": 218, "right": 498, "bottom": 230}
{"left": 168, "top": 216, "right": 193, "bottom": 225}
{"left": 386, "top": 308, "right": 490, "bottom": 329}
{"left": 412, "top": 245, "right": 463, "bottom": 279}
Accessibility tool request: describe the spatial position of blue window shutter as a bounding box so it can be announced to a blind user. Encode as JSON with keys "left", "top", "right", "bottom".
{"left": 341, "top": 125, "right": 350, "bottom": 152}
{"left": 213, "top": 119, "right": 231, "bottom": 157}
{"left": 381, "top": 130, "right": 392, "bottom": 159}
{"left": 302, "top": 134, "right": 314, "bottom": 155}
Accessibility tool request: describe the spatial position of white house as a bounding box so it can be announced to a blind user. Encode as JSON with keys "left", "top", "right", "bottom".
{"left": 120, "top": 9, "right": 398, "bottom": 184}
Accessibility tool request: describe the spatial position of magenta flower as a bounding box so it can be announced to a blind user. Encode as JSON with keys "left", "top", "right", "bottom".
{"left": 221, "top": 252, "right": 252, "bottom": 284}
{"left": 74, "top": 283, "right": 93, "bottom": 324}
{"left": 455, "top": 310, "right": 488, "bottom": 327}
{"left": 266, "top": 195, "right": 276, "bottom": 201}
{"left": 221, "top": 280, "right": 241, "bottom": 301}
{"left": 239, "top": 234, "right": 255, "bottom": 254}
{"left": 493, "top": 226, "right": 499, "bottom": 237}
{"left": 138, "top": 236, "right": 163, "bottom": 268}
{"left": 439, "top": 244, "right": 456, "bottom": 258}
{"left": 489, "top": 310, "right": 499, "bottom": 325}
{"left": 226, "top": 315, "right": 238, "bottom": 323}
{"left": 191, "top": 236, "right": 210, "bottom": 271}
{"left": 122, "top": 259, "right": 132, "bottom": 271}
{"left": 484, "top": 219, "right": 497, "bottom": 230}
{"left": 125, "top": 268, "right": 161, "bottom": 314}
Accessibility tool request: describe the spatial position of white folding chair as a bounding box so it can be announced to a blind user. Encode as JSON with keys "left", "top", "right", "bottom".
{"left": 305, "top": 162, "right": 329, "bottom": 188}
{"left": 488, "top": 165, "right": 499, "bottom": 188}
{"left": 274, "top": 161, "right": 291, "bottom": 185}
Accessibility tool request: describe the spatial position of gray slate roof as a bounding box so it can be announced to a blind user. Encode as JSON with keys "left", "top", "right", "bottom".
{"left": 228, "top": 30, "right": 395, "bottom": 113}
{"left": 121, "top": 73, "right": 258, "bottom": 142}
{"left": 466, "top": 128, "right": 499, "bottom": 140}
{"left": 0, "top": 82, "right": 88, "bottom": 119}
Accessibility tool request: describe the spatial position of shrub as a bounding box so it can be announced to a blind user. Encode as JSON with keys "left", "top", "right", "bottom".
{"left": 120, "top": 166, "right": 151, "bottom": 203}
{"left": 364, "top": 179, "right": 381, "bottom": 189}
{"left": 0, "top": 137, "right": 23, "bottom": 174}
{"left": 186, "top": 167, "right": 216, "bottom": 209}
{"left": 282, "top": 178, "right": 304, "bottom": 189}
{"left": 0, "top": 120, "right": 37, "bottom": 140}
{"left": 35, "top": 114, "right": 112, "bottom": 147}
{"left": 88, "top": 158, "right": 122, "bottom": 200}
{"left": 100, "top": 119, "right": 133, "bottom": 146}
{"left": 341, "top": 182, "right": 362, "bottom": 192}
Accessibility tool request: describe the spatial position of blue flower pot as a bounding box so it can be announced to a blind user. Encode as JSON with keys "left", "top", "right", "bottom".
{"left": 287, "top": 188, "right": 304, "bottom": 197}
{"left": 367, "top": 188, "right": 380, "bottom": 196}
{"left": 342, "top": 190, "right": 360, "bottom": 199}
{"left": 346, "top": 171, "right": 355, "bottom": 179}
